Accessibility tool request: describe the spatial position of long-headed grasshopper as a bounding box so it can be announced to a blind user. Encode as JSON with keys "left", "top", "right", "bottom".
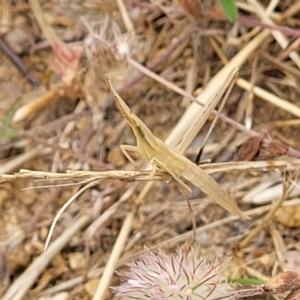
{"left": 106, "top": 77, "right": 247, "bottom": 219}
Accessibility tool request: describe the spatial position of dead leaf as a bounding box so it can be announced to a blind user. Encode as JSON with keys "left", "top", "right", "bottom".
{"left": 233, "top": 134, "right": 263, "bottom": 161}
{"left": 176, "top": 0, "right": 202, "bottom": 20}
{"left": 259, "top": 141, "right": 288, "bottom": 160}
{"left": 176, "top": 0, "right": 226, "bottom": 21}
{"left": 264, "top": 271, "right": 300, "bottom": 293}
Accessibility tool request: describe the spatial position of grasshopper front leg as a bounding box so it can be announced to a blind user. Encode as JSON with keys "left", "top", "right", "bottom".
{"left": 121, "top": 145, "right": 159, "bottom": 180}
{"left": 120, "top": 145, "right": 141, "bottom": 168}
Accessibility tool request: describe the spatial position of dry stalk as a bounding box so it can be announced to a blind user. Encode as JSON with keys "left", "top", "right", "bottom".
{"left": 0, "top": 169, "right": 165, "bottom": 182}
{"left": 92, "top": 212, "right": 134, "bottom": 300}
{"left": 165, "top": 29, "right": 270, "bottom": 150}
{"left": 2, "top": 156, "right": 300, "bottom": 183}
{"left": 270, "top": 225, "right": 287, "bottom": 271}
{"left": 248, "top": 0, "right": 300, "bottom": 68}
{"left": 0, "top": 146, "right": 51, "bottom": 174}
{"left": 44, "top": 181, "right": 101, "bottom": 250}
{"left": 238, "top": 173, "right": 291, "bottom": 249}
{"left": 237, "top": 78, "right": 300, "bottom": 117}
{"left": 84, "top": 183, "right": 139, "bottom": 239}
{"left": 209, "top": 37, "right": 300, "bottom": 118}
{"left": 115, "top": 0, "right": 134, "bottom": 35}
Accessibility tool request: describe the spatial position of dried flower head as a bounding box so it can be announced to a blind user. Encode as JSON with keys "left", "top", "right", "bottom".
{"left": 83, "top": 15, "right": 131, "bottom": 66}
{"left": 113, "top": 247, "right": 237, "bottom": 300}
{"left": 82, "top": 16, "right": 132, "bottom": 93}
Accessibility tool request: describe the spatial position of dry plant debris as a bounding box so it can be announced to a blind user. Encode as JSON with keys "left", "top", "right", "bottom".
{"left": 1, "top": 0, "right": 300, "bottom": 299}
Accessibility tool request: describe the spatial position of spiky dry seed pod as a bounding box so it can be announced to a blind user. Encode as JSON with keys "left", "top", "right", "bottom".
{"left": 83, "top": 16, "right": 131, "bottom": 94}
{"left": 113, "top": 247, "right": 237, "bottom": 300}
{"left": 176, "top": 0, "right": 226, "bottom": 22}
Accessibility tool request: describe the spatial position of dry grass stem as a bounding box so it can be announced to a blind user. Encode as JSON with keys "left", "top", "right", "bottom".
{"left": 0, "top": 146, "right": 50, "bottom": 174}
{"left": 210, "top": 37, "right": 300, "bottom": 118}
{"left": 237, "top": 78, "right": 300, "bottom": 117}
{"left": 44, "top": 181, "right": 100, "bottom": 250}
{"left": 84, "top": 183, "right": 138, "bottom": 239}
{"left": 166, "top": 29, "right": 270, "bottom": 149}
{"left": 115, "top": 0, "right": 134, "bottom": 35}
{"left": 270, "top": 225, "right": 287, "bottom": 271}
{"left": 249, "top": 0, "right": 300, "bottom": 68}
{"left": 2, "top": 157, "right": 300, "bottom": 183}
{"left": 0, "top": 169, "right": 164, "bottom": 182}
{"left": 13, "top": 89, "right": 58, "bottom": 122}
{"left": 239, "top": 176, "right": 292, "bottom": 249}
{"left": 92, "top": 212, "right": 134, "bottom": 300}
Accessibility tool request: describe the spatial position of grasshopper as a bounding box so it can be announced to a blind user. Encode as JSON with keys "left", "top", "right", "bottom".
{"left": 106, "top": 78, "right": 247, "bottom": 219}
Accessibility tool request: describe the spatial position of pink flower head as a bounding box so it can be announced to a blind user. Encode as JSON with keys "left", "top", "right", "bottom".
{"left": 113, "top": 247, "right": 237, "bottom": 300}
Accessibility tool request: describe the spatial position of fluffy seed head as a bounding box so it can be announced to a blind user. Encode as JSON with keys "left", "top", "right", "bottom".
{"left": 113, "top": 247, "right": 237, "bottom": 300}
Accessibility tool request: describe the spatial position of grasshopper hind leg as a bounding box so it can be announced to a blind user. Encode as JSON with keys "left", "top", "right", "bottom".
{"left": 152, "top": 158, "right": 192, "bottom": 194}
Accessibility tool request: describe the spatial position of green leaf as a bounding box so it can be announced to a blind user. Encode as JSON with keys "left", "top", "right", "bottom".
{"left": 227, "top": 278, "right": 266, "bottom": 285}
{"left": 0, "top": 98, "right": 21, "bottom": 141}
{"left": 220, "top": 0, "right": 238, "bottom": 22}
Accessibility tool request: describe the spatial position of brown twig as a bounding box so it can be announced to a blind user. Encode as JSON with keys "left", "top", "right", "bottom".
{"left": 0, "top": 36, "right": 39, "bottom": 85}
{"left": 238, "top": 16, "right": 300, "bottom": 37}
